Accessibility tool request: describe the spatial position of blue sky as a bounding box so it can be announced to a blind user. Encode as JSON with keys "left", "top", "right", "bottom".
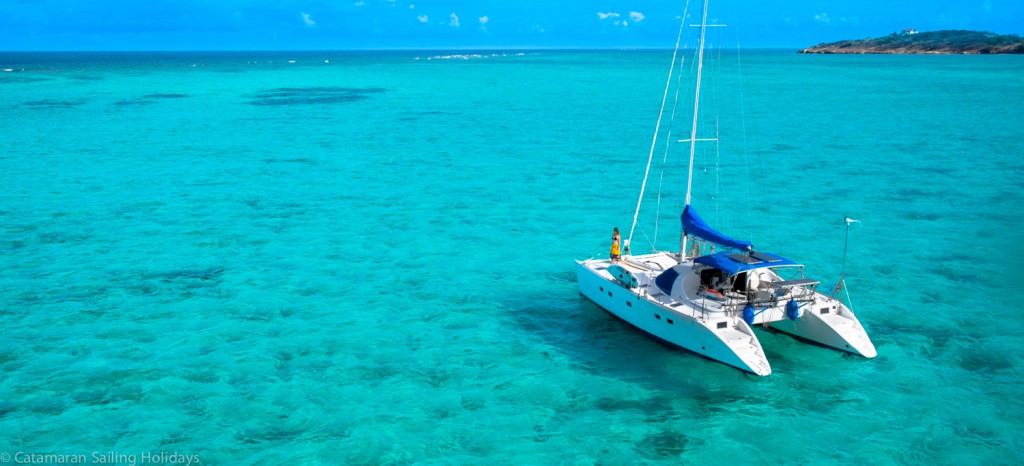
{"left": 2, "top": 0, "right": 1022, "bottom": 50}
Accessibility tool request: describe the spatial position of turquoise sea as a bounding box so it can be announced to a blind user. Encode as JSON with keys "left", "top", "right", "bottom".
{"left": 1, "top": 50, "right": 1023, "bottom": 464}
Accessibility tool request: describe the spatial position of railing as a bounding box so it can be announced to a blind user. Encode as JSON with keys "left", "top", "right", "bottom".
{"left": 685, "top": 237, "right": 716, "bottom": 259}
{"left": 700, "top": 280, "right": 820, "bottom": 312}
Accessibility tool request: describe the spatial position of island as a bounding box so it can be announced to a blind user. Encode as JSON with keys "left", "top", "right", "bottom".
{"left": 799, "top": 29, "right": 1024, "bottom": 54}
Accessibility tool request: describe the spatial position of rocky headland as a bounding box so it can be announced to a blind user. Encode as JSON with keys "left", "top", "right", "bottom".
{"left": 799, "top": 30, "right": 1024, "bottom": 54}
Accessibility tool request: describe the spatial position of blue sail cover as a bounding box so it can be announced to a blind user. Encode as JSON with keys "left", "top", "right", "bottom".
{"left": 681, "top": 205, "right": 753, "bottom": 251}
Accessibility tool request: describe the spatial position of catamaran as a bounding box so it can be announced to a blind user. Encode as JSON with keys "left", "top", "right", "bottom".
{"left": 575, "top": 0, "right": 876, "bottom": 376}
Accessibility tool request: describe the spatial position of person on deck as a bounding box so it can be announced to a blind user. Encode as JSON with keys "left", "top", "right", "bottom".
{"left": 610, "top": 228, "right": 622, "bottom": 263}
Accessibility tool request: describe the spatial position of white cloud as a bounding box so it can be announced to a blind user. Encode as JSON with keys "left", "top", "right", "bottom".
{"left": 417, "top": 14, "right": 428, "bottom": 23}
{"left": 449, "top": 12, "right": 460, "bottom": 27}
{"left": 600, "top": 11, "right": 634, "bottom": 27}
{"left": 301, "top": 12, "right": 315, "bottom": 27}
{"left": 409, "top": 4, "right": 415, "bottom": 9}
{"left": 814, "top": 13, "right": 830, "bottom": 23}
{"left": 354, "top": 1, "right": 364, "bottom": 6}
{"left": 479, "top": 16, "right": 489, "bottom": 31}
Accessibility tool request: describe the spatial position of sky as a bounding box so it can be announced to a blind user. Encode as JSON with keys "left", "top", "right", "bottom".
{"left": 1, "top": 0, "right": 1022, "bottom": 51}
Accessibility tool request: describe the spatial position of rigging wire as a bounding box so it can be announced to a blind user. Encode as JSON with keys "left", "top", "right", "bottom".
{"left": 729, "top": 0, "right": 757, "bottom": 245}
{"left": 713, "top": 34, "right": 723, "bottom": 227}
{"left": 626, "top": 0, "right": 692, "bottom": 251}
{"left": 652, "top": 26, "right": 695, "bottom": 251}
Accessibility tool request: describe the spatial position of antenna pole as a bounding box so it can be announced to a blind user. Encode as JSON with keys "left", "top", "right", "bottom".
{"left": 834, "top": 217, "right": 859, "bottom": 297}
{"left": 842, "top": 220, "right": 850, "bottom": 277}
{"left": 842, "top": 217, "right": 860, "bottom": 276}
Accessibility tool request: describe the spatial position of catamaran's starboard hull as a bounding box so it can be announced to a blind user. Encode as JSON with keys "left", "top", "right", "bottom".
{"left": 575, "top": 259, "right": 772, "bottom": 376}
{"left": 769, "top": 299, "right": 877, "bottom": 358}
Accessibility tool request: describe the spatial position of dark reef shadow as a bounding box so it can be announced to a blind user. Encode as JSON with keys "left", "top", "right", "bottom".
{"left": 248, "top": 86, "right": 386, "bottom": 106}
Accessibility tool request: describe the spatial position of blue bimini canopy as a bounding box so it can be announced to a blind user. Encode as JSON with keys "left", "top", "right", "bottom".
{"left": 681, "top": 205, "right": 753, "bottom": 251}
{"left": 694, "top": 251, "right": 798, "bottom": 274}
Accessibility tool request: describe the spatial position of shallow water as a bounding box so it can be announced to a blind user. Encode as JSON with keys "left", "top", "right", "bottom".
{"left": 1, "top": 50, "right": 1022, "bottom": 464}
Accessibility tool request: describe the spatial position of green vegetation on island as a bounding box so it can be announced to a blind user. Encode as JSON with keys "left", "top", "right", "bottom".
{"left": 799, "top": 29, "right": 1024, "bottom": 54}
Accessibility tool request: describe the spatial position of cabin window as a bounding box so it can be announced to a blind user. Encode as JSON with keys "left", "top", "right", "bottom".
{"left": 820, "top": 308, "right": 829, "bottom": 315}
{"left": 700, "top": 268, "right": 726, "bottom": 289}
{"left": 626, "top": 301, "right": 632, "bottom": 307}
{"left": 599, "top": 286, "right": 604, "bottom": 292}
{"left": 717, "top": 321, "right": 727, "bottom": 329}
{"left": 667, "top": 319, "right": 674, "bottom": 325}
{"left": 655, "top": 314, "right": 661, "bottom": 320}
{"left": 608, "top": 291, "right": 613, "bottom": 297}
{"left": 732, "top": 272, "right": 748, "bottom": 292}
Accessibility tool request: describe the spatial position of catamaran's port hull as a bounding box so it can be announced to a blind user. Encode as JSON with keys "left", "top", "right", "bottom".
{"left": 576, "top": 259, "right": 772, "bottom": 376}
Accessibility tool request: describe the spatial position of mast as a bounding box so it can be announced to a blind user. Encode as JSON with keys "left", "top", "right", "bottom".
{"left": 681, "top": 0, "right": 710, "bottom": 257}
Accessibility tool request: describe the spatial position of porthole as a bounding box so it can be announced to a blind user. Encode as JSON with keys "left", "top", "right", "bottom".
{"left": 626, "top": 301, "right": 632, "bottom": 307}
{"left": 655, "top": 314, "right": 661, "bottom": 320}
{"left": 667, "top": 319, "right": 674, "bottom": 325}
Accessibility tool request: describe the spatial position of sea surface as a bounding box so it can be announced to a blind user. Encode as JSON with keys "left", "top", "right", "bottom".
{"left": 1, "top": 50, "right": 1022, "bottom": 465}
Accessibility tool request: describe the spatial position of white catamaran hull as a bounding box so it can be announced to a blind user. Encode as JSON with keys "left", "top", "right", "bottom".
{"left": 576, "top": 257, "right": 772, "bottom": 376}
{"left": 769, "top": 300, "right": 877, "bottom": 358}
